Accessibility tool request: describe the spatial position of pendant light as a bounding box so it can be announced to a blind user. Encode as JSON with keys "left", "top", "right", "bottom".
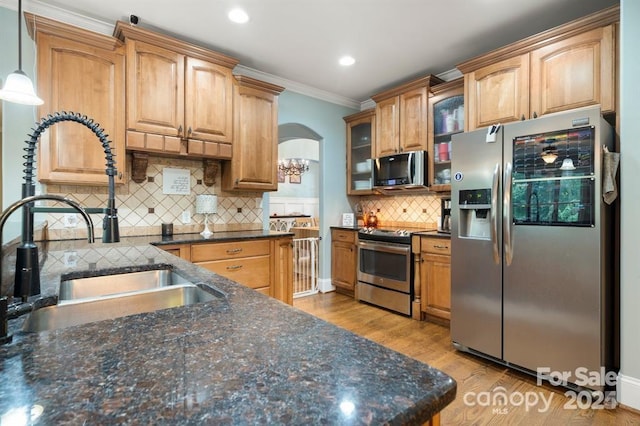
{"left": 0, "top": 0, "right": 43, "bottom": 105}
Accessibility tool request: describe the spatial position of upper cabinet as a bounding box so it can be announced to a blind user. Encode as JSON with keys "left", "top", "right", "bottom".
{"left": 26, "top": 14, "right": 126, "bottom": 186}
{"left": 222, "top": 76, "right": 284, "bottom": 191}
{"left": 428, "top": 79, "right": 464, "bottom": 192}
{"left": 344, "top": 109, "right": 375, "bottom": 195}
{"left": 372, "top": 75, "right": 443, "bottom": 157}
{"left": 459, "top": 6, "right": 618, "bottom": 131}
{"left": 114, "top": 22, "right": 239, "bottom": 159}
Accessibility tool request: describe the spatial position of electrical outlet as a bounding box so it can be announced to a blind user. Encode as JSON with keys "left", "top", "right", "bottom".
{"left": 63, "top": 213, "right": 78, "bottom": 228}
{"left": 63, "top": 251, "right": 78, "bottom": 267}
{"left": 255, "top": 198, "right": 263, "bottom": 209}
{"left": 181, "top": 210, "right": 191, "bottom": 224}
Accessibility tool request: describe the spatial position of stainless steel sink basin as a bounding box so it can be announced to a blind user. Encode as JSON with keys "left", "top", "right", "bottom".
{"left": 23, "top": 284, "right": 222, "bottom": 332}
{"left": 59, "top": 269, "right": 192, "bottom": 302}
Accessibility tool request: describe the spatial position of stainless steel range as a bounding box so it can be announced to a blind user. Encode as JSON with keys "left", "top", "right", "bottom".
{"left": 356, "top": 227, "right": 415, "bottom": 316}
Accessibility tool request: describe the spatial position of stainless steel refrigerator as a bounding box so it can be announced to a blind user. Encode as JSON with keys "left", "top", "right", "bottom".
{"left": 450, "top": 106, "right": 616, "bottom": 388}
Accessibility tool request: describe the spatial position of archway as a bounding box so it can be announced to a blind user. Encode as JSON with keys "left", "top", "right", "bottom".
{"left": 267, "top": 123, "right": 323, "bottom": 297}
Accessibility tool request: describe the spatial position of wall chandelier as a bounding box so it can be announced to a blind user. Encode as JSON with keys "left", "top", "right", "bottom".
{"left": 278, "top": 158, "right": 309, "bottom": 176}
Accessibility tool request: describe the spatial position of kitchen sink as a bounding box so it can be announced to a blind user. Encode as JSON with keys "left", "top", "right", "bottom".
{"left": 58, "top": 268, "right": 192, "bottom": 302}
{"left": 23, "top": 283, "right": 223, "bottom": 333}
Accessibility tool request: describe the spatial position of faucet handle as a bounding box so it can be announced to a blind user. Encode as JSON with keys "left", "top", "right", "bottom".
{"left": 0, "top": 297, "right": 12, "bottom": 344}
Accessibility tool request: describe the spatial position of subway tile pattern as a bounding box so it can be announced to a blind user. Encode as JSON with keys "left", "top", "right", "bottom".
{"left": 42, "top": 155, "right": 263, "bottom": 240}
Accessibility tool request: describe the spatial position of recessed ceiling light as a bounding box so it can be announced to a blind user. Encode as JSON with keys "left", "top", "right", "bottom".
{"left": 339, "top": 56, "right": 355, "bottom": 66}
{"left": 228, "top": 8, "right": 249, "bottom": 24}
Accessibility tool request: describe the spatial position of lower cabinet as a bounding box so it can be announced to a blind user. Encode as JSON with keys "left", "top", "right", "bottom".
{"left": 331, "top": 228, "right": 358, "bottom": 297}
{"left": 417, "top": 236, "right": 451, "bottom": 322}
{"left": 160, "top": 236, "right": 293, "bottom": 304}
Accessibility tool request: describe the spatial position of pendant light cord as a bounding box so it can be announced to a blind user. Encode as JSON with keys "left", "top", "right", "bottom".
{"left": 17, "top": 0, "right": 23, "bottom": 71}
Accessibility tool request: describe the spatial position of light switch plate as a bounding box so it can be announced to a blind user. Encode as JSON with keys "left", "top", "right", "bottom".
{"left": 181, "top": 210, "right": 191, "bottom": 224}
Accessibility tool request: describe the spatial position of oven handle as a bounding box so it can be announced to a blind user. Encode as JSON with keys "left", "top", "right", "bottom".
{"left": 357, "top": 240, "right": 411, "bottom": 255}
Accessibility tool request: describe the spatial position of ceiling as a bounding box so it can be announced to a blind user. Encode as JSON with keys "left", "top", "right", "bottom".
{"left": 13, "top": 0, "right": 620, "bottom": 107}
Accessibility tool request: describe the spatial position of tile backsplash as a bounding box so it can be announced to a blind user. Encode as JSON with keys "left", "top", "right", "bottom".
{"left": 357, "top": 193, "right": 444, "bottom": 229}
{"left": 41, "top": 154, "right": 264, "bottom": 240}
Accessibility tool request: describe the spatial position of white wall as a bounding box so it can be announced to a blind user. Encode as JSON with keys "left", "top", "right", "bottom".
{"left": 618, "top": 0, "right": 640, "bottom": 411}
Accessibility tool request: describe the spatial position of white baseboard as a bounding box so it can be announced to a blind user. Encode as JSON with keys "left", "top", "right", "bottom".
{"left": 617, "top": 373, "right": 640, "bottom": 410}
{"left": 318, "top": 278, "right": 335, "bottom": 293}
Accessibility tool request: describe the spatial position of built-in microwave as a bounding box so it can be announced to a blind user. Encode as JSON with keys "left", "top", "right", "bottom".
{"left": 373, "top": 150, "right": 427, "bottom": 191}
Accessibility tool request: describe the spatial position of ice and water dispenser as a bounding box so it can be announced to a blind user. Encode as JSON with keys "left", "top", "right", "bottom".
{"left": 458, "top": 188, "right": 492, "bottom": 239}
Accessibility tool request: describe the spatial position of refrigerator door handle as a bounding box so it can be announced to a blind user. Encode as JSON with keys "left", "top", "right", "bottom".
{"left": 491, "top": 162, "right": 501, "bottom": 264}
{"left": 503, "top": 161, "right": 514, "bottom": 266}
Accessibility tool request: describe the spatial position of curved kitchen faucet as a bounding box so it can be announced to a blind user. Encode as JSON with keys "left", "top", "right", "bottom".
{"left": 12, "top": 111, "right": 119, "bottom": 305}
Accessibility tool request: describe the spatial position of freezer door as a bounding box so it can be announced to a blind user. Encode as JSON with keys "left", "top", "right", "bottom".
{"left": 451, "top": 127, "right": 503, "bottom": 359}
{"left": 502, "top": 107, "right": 609, "bottom": 381}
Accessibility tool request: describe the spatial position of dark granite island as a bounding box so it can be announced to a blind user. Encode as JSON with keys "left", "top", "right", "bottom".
{"left": 0, "top": 235, "right": 456, "bottom": 425}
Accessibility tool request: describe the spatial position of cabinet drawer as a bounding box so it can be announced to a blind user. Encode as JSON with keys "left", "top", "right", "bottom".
{"left": 332, "top": 229, "right": 356, "bottom": 244}
{"left": 191, "top": 240, "right": 270, "bottom": 262}
{"left": 421, "top": 237, "right": 451, "bottom": 255}
{"left": 197, "top": 256, "right": 270, "bottom": 289}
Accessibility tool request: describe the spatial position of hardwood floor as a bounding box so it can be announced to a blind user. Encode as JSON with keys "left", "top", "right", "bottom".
{"left": 294, "top": 292, "right": 640, "bottom": 425}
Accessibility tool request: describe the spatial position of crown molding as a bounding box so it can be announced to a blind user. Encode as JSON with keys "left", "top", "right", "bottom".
{"left": 8, "top": 0, "right": 115, "bottom": 35}
{"left": 233, "top": 65, "right": 360, "bottom": 109}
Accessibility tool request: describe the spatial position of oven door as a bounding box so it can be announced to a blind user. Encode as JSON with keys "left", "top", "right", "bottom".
{"left": 357, "top": 240, "right": 412, "bottom": 293}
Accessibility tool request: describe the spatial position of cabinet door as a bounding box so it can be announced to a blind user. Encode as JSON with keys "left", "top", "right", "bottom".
{"left": 421, "top": 253, "right": 451, "bottom": 320}
{"left": 399, "top": 86, "right": 428, "bottom": 152}
{"left": 272, "top": 237, "right": 294, "bottom": 305}
{"left": 429, "top": 81, "right": 464, "bottom": 192}
{"left": 126, "top": 40, "right": 184, "bottom": 137}
{"left": 530, "top": 25, "right": 615, "bottom": 117}
{"left": 345, "top": 110, "right": 375, "bottom": 195}
{"left": 36, "top": 34, "right": 125, "bottom": 185}
{"left": 331, "top": 240, "right": 356, "bottom": 292}
{"left": 224, "top": 84, "right": 278, "bottom": 190}
{"left": 185, "top": 57, "right": 233, "bottom": 143}
{"left": 375, "top": 96, "right": 400, "bottom": 157}
{"left": 465, "top": 55, "right": 529, "bottom": 130}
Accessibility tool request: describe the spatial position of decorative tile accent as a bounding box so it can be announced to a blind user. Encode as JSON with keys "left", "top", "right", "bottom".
{"left": 42, "top": 154, "right": 264, "bottom": 239}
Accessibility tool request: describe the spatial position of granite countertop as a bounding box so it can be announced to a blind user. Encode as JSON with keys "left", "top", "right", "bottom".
{"left": 413, "top": 230, "right": 452, "bottom": 239}
{"left": 0, "top": 232, "right": 456, "bottom": 424}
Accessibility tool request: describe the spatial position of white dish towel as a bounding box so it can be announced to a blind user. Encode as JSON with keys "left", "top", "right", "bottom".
{"left": 603, "top": 146, "right": 620, "bottom": 204}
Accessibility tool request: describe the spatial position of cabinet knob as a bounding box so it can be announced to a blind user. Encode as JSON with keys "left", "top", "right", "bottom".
{"left": 533, "top": 111, "right": 538, "bottom": 119}
{"left": 520, "top": 114, "right": 525, "bottom": 121}
{"left": 178, "top": 125, "right": 183, "bottom": 136}
{"left": 188, "top": 126, "right": 193, "bottom": 135}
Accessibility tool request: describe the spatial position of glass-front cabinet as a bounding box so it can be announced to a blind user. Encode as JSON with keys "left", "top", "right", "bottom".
{"left": 344, "top": 109, "right": 376, "bottom": 195}
{"left": 428, "top": 78, "right": 464, "bottom": 192}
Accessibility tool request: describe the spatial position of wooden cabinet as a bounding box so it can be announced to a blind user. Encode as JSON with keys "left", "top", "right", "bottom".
{"left": 161, "top": 244, "right": 191, "bottom": 261}
{"left": 272, "top": 237, "right": 294, "bottom": 306}
{"left": 222, "top": 76, "right": 284, "bottom": 191}
{"left": 428, "top": 79, "right": 464, "bottom": 192}
{"left": 192, "top": 240, "right": 272, "bottom": 295}
{"left": 460, "top": 7, "right": 618, "bottom": 130}
{"left": 331, "top": 228, "right": 358, "bottom": 297}
{"left": 372, "top": 75, "right": 442, "bottom": 157}
{"left": 168, "top": 236, "right": 292, "bottom": 304}
{"left": 114, "top": 21, "right": 238, "bottom": 159}
{"left": 464, "top": 55, "right": 529, "bottom": 131}
{"left": 417, "top": 236, "right": 451, "bottom": 322}
{"left": 344, "top": 109, "right": 375, "bottom": 195}
{"left": 26, "top": 14, "right": 126, "bottom": 186}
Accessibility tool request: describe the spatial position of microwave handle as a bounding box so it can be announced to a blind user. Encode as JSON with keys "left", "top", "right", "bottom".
{"left": 407, "top": 151, "right": 414, "bottom": 182}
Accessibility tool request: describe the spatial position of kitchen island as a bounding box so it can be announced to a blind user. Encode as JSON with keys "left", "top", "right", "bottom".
{"left": 0, "top": 233, "right": 456, "bottom": 424}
